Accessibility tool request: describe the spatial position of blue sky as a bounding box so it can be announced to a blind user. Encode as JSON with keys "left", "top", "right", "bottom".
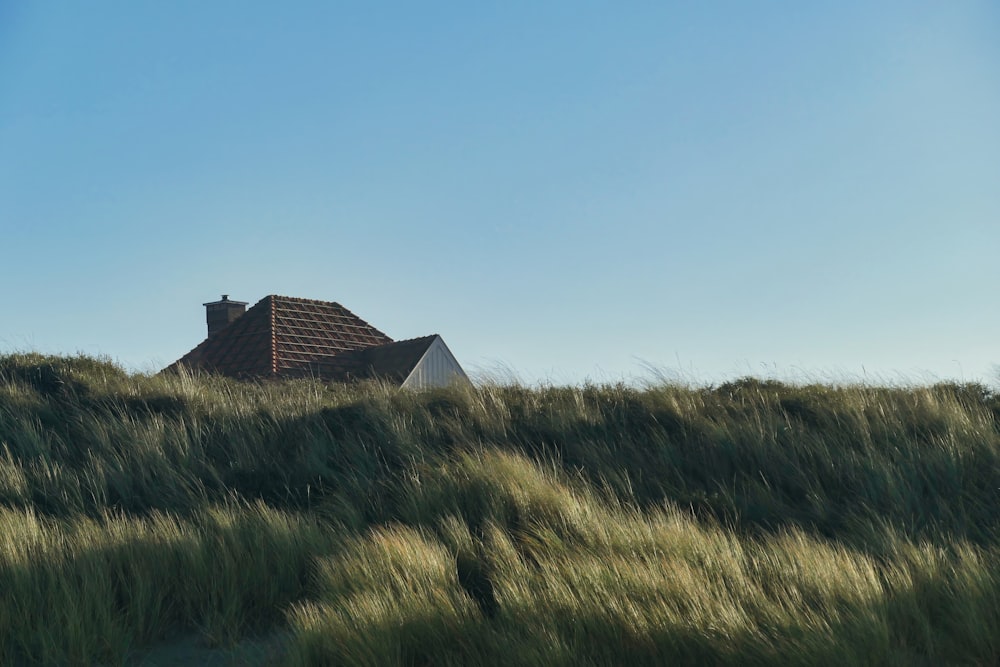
{"left": 2, "top": 2, "right": 998, "bottom": 385}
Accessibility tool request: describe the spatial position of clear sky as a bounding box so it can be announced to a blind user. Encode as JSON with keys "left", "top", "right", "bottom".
{"left": 2, "top": 2, "right": 999, "bottom": 385}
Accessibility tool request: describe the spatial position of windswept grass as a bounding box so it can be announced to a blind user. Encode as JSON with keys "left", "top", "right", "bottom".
{"left": 285, "top": 449, "right": 1000, "bottom": 666}
{"left": 0, "top": 501, "right": 332, "bottom": 664}
{"left": 1, "top": 353, "right": 999, "bottom": 664}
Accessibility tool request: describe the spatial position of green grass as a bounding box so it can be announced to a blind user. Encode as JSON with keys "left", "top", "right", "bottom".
{"left": 1, "top": 352, "right": 999, "bottom": 664}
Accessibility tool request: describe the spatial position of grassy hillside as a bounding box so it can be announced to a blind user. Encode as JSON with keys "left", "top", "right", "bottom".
{"left": 2, "top": 353, "right": 999, "bottom": 665}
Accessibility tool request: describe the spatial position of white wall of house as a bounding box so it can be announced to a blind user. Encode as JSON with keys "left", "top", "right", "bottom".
{"left": 402, "top": 337, "right": 470, "bottom": 389}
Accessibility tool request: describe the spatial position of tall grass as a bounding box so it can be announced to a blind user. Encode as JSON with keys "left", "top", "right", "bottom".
{"left": 1, "top": 353, "right": 999, "bottom": 664}
{"left": 285, "top": 449, "right": 1000, "bottom": 665}
{"left": 0, "top": 501, "right": 334, "bottom": 664}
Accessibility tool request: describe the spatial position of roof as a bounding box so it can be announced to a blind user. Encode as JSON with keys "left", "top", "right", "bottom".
{"left": 171, "top": 295, "right": 393, "bottom": 379}
{"left": 358, "top": 335, "right": 440, "bottom": 383}
{"left": 275, "top": 334, "right": 441, "bottom": 382}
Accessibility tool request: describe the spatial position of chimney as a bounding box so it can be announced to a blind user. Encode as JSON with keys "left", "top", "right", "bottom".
{"left": 203, "top": 294, "right": 248, "bottom": 337}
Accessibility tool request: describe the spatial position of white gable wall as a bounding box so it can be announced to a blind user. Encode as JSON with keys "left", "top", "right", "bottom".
{"left": 401, "top": 337, "right": 470, "bottom": 389}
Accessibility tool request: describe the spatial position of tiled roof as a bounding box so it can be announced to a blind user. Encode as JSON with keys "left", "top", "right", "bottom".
{"left": 282, "top": 335, "right": 439, "bottom": 383}
{"left": 356, "top": 335, "right": 439, "bottom": 383}
{"left": 170, "top": 297, "right": 274, "bottom": 377}
{"left": 270, "top": 295, "right": 391, "bottom": 374}
{"left": 171, "top": 295, "right": 393, "bottom": 379}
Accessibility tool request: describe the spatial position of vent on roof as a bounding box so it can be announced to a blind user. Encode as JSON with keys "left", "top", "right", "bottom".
{"left": 204, "top": 294, "right": 248, "bottom": 337}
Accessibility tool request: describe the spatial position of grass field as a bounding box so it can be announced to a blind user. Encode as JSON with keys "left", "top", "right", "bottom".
{"left": 1, "top": 353, "right": 999, "bottom": 665}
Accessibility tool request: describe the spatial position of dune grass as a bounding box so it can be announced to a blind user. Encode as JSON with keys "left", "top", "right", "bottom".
{"left": 1, "top": 353, "right": 999, "bottom": 664}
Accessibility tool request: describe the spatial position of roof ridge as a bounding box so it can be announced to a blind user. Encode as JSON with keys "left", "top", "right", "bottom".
{"left": 268, "top": 294, "right": 345, "bottom": 308}
{"left": 267, "top": 294, "right": 389, "bottom": 339}
{"left": 268, "top": 295, "right": 277, "bottom": 374}
{"left": 369, "top": 334, "right": 439, "bottom": 347}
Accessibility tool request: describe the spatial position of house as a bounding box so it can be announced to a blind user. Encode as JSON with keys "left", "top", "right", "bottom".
{"left": 168, "top": 295, "right": 470, "bottom": 389}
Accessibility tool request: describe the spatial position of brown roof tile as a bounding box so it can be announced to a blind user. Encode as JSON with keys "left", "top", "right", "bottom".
{"left": 169, "top": 296, "right": 275, "bottom": 378}
{"left": 280, "top": 335, "right": 440, "bottom": 383}
{"left": 355, "top": 335, "right": 440, "bottom": 383}
{"left": 170, "top": 295, "right": 394, "bottom": 380}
